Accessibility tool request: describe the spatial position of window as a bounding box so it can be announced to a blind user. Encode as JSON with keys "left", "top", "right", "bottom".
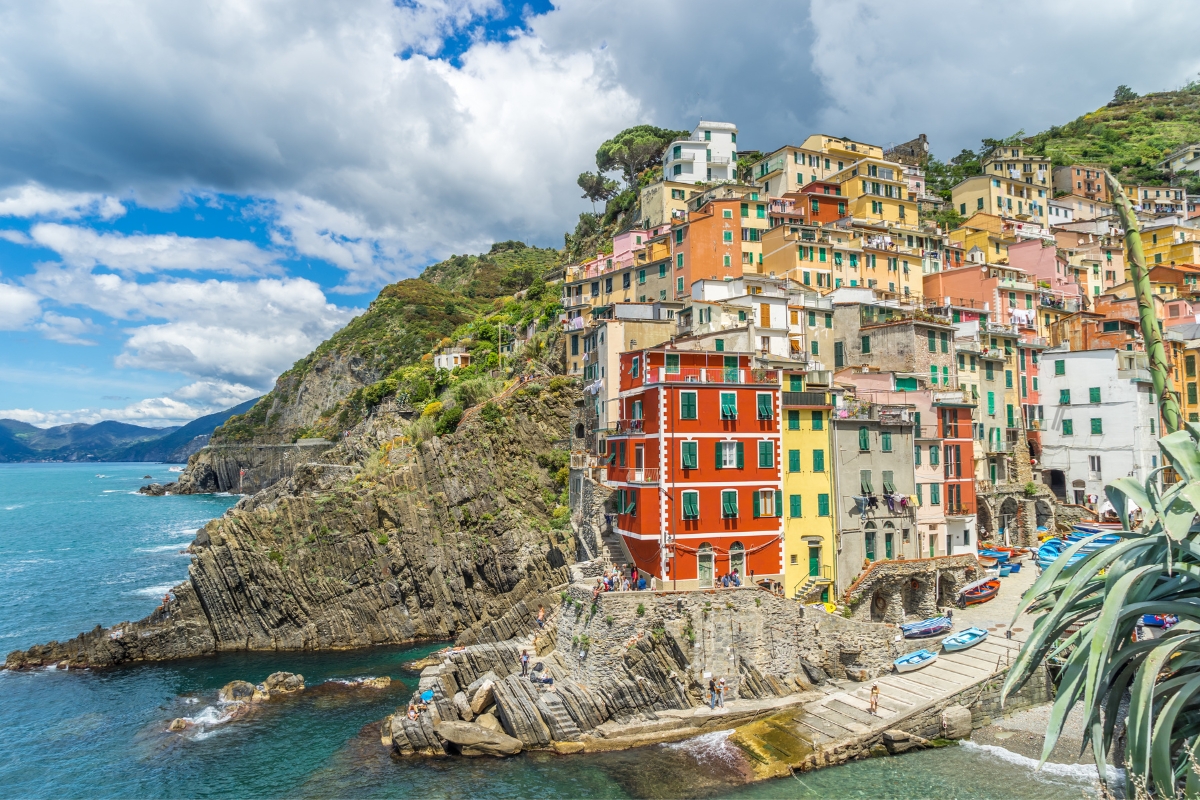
{"left": 740, "top": 203, "right": 748, "bottom": 218}
{"left": 788, "top": 449, "right": 800, "bottom": 472}
{"left": 665, "top": 353, "right": 680, "bottom": 374}
{"left": 721, "top": 490, "right": 738, "bottom": 518}
{"left": 1089, "top": 455, "right": 1101, "bottom": 473}
{"left": 680, "top": 441, "right": 698, "bottom": 470}
{"left": 716, "top": 441, "right": 743, "bottom": 469}
{"left": 865, "top": 524, "right": 876, "bottom": 561}
{"left": 638, "top": 269, "right": 646, "bottom": 284}
{"left": 720, "top": 392, "right": 737, "bottom": 419}
{"left": 812, "top": 410, "right": 823, "bottom": 430}
{"left": 985, "top": 363, "right": 994, "bottom": 381}
{"left": 723, "top": 230, "right": 732, "bottom": 242}
{"left": 678, "top": 390, "right": 698, "bottom": 420}
{"left": 817, "top": 493, "right": 830, "bottom": 517}
{"left": 631, "top": 400, "right": 642, "bottom": 420}
{"left": 1091, "top": 418, "right": 1103, "bottom": 434}
{"left": 861, "top": 335, "right": 871, "bottom": 354}
{"left": 1089, "top": 387, "right": 1101, "bottom": 404}
{"left": 881, "top": 431, "right": 893, "bottom": 452}
{"left": 753, "top": 489, "right": 779, "bottom": 518}
{"left": 1188, "top": 355, "right": 1196, "bottom": 378}
{"left": 677, "top": 277, "right": 684, "bottom": 293}
{"left": 788, "top": 410, "right": 800, "bottom": 430}
{"left": 715, "top": 339, "right": 724, "bottom": 352}
{"left": 625, "top": 489, "right": 638, "bottom": 516}
{"left": 1055, "top": 360, "right": 1065, "bottom": 376}
{"left": 858, "top": 427, "right": 870, "bottom": 451}
{"left": 1005, "top": 370, "right": 1013, "bottom": 389}
{"left": 723, "top": 209, "right": 732, "bottom": 219}
{"left": 930, "top": 445, "right": 940, "bottom": 466}
{"left": 758, "top": 440, "right": 774, "bottom": 468}
{"left": 987, "top": 391, "right": 995, "bottom": 415}
{"left": 630, "top": 357, "right": 639, "bottom": 378}
{"left": 757, "top": 393, "right": 773, "bottom": 420}
{"left": 927, "top": 330, "right": 936, "bottom": 352}
{"left": 812, "top": 449, "right": 825, "bottom": 472}
{"left": 675, "top": 253, "right": 683, "bottom": 270}
{"left": 723, "top": 255, "right": 731, "bottom": 267}
{"left": 682, "top": 490, "right": 699, "bottom": 519}
{"left": 1189, "top": 383, "right": 1198, "bottom": 405}
{"left": 860, "top": 470, "right": 874, "bottom": 494}
{"left": 790, "top": 494, "right": 802, "bottom": 518}
{"left": 623, "top": 272, "right": 632, "bottom": 288}
{"left": 1062, "top": 419, "right": 1074, "bottom": 435}
{"left": 930, "top": 484, "right": 941, "bottom": 505}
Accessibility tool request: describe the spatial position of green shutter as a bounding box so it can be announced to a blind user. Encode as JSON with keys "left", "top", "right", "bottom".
{"left": 1089, "top": 387, "right": 1101, "bottom": 403}
{"left": 790, "top": 494, "right": 801, "bottom": 518}
{"left": 681, "top": 391, "right": 697, "bottom": 419}
{"left": 1055, "top": 359, "right": 1065, "bottom": 375}
{"left": 930, "top": 484, "right": 940, "bottom": 505}
{"left": 1007, "top": 404, "right": 1015, "bottom": 428}
{"left": 721, "top": 392, "right": 737, "bottom": 418}
{"left": 682, "top": 441, "right": 698, "bottom": 470}
{"left": 759, "top": 440, "right": 773, "bottom": 468}
{"left": 817, "top": 493, "right": 829, "bottom": 517}
{"left": 915, "top": 484, "right": 923, "bottom": 505}
{"left": 789, "top": 375, "right": 803, "bottom": 391}
{"left": 812, "top": 449, "right": 824, "bottom": 472}
{"left": 788, "top": 410, "right": 800, "bottom": 430}
{"left": 859, "top": 426, "right": 870, "bottom": 451}
{"left": 736, "top": 442, "right": 744, "bottom": 469}
{"left": 627, "top": 490, "right": 637, "bottom": 517}
{"left": 881, "top": 432, "right": 892, "bottom": 452}
{"left": 812, "top": 411, "right": 823, "bottom": 431}
{"left": 882, "top": 471, "right": 895, "bottom": 494}
{"left": 1063, "top": 419, "right": 1073, "bottom": 435}
{"left": 666, "top": 353, "right": 680, "bottom": 373}
{"left": 914, "top": 446, "right": 921, "bottom": 465}
{"left": 682, "top": 492, "right": 698, "bottom": 519}
{"left": 987, "top": 392, "right": 995, "bottom": 415}
{"left": 775, "top": 490, "right": 783, "bottom": 517}
{"left": 1091, "top": 418, "right": 1103, "bottom": 434}
{"left": 788, "top": 449, "right": 801, "bottom": 472}
{"left": 752, "top": 490, "right": 761, "bottom": 518}
{"left": 715, "top": 442, "right": 724, "bottom": 469}
{"left": 931, "top": 446, "right": 939, "bottom": 466}
{"left": 860, "top": 470, "right": 873, "bottom": 494}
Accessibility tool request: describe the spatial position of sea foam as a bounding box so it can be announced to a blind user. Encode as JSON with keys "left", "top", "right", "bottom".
{"left": 959, "top": 740, "right": 1110, "bottom": 782}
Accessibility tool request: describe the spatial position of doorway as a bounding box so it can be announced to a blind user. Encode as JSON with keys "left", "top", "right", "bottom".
{"left": 946, "top": 533, "right": 953, "bottom": 555}
{"left": 729, "top": 542, "right": 745, "bottom": 580}
{"left": 698, "top": 543, "right": 714, "bottom": 588}
{"left": 808, "top": 546, "right": 821, "bottom": 577}
{"left": 884, "top": 523, "right": 895, "bottom": 559}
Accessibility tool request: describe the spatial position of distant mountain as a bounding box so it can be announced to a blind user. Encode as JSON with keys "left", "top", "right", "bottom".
{"left": 0, "top": 398, "right": 262, "bottom": 463}
{"left": 111, "top": 397, "right": 262, "bottom": 462}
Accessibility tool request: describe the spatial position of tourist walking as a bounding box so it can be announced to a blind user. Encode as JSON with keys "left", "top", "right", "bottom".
{"left": 869, "top": 683, "right": 880, "bottom": 715}
{"left": 520, "top": 649, "right": 530, "bottom": 676}
{"left": 708, "top": 676, "right": 719, "bottom": 710}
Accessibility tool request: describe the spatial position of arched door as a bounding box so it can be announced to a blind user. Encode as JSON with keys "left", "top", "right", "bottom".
{"left": 729, "top": 542, "right": 745, "bottom": 581}
{"left": 697, "top": 543, "right": 714, "bottom": 588}
{"left": 883, "top": 522, "right": 895, "bottom": 559}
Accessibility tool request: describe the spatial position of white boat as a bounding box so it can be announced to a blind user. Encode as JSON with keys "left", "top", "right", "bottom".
{"left": 894, "top": 649, "right": 937, "bottom": 673}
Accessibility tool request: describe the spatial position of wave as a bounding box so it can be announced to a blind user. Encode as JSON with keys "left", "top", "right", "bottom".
{"left": 958, "top": 740, "right": 1113, "bottom": 782}
{"left": 4, "top": 504, "right": 24, "bottom": 511}
{"left": 177, "top": 702, "right": 241, "bottom": 740}
{"left": 168, "top": 466, "right": 183, "bottom": 472}
{"left": 172, "top": 528, "right": 199, "bottom": 537}
{"left": 136, "top": 544, "right": 189, "bottom": 554}
{"left": 133, "top": 582, "right": 179, "bottom": 598}
{"left": 102, "top": 490, "right": 124, "bottom": 493}
{"left": 662, "top": 729, "right": 743, "bottom": 769}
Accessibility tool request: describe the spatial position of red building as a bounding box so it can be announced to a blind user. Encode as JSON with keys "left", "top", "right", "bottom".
{"left": 936, "top": 397, "right": 978, "bottom": 552}
{"left": 606, "top": 349, "right": 783, "bottom": 589}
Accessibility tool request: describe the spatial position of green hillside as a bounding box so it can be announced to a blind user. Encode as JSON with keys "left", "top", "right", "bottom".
{"left": 1028, "top": 83, "right": 1200, "bottom": 187}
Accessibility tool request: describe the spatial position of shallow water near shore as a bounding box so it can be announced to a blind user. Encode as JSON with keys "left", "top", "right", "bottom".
{"left": 1, "top": 463, "right": 1102, "bottom": 798}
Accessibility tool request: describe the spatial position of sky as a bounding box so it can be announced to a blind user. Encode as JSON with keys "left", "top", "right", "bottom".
{"left": 2, "top": 0, "right": 1199, "bottom": 428}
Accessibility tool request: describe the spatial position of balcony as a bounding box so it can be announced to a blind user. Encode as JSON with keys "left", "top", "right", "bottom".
{"left": 643, "top": 367, "right": 780, "bottom": 385}
{"left": 933, "top": 389, "right": 975, "bottom": 406}
{"left": 610, "top": 468, "right": 660, "bottom": 484}
{"left": 945, "top": 503, "right": 974, "bottom": 517}
{"left": 708, "top": 155, "right": 731, "bottom": 165}
{"left": 783, "top": 391, "right": 829, "bottom": 407}
{"left": 986, "top": 439, "right": 1010, "bottom": 454}
{"left": 835, "top": 402, "right": 913, "bottom": 425}
{"left": 614, "top": 419, "right": 644, "bottom": 435}
{"left": 805, "top": 369, "right": 833, "bottom": 387}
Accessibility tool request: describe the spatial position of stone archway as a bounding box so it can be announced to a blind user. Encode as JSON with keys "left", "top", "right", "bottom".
{"left": 999, "top": 498, "right": 1019, "bottom": 545}
{"left": 1035, "top": 499, "right": 1054, "bottom": 533}
{"left": 936, "top": 572, "right": 958, "bottom": 608}
{"left": 976, "top": 498, "right": 994, "bottom": 539}
{"left": 870, "top": 591, "right": 888, "bottom": 622}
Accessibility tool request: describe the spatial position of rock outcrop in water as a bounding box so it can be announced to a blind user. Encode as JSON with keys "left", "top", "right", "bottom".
{"left": 5, "top": 381, "right": 577, "bottom": 670}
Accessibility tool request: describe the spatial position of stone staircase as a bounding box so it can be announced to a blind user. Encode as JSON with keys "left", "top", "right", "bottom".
{"left": 792, "top": 574, "right": 833, "bottom": 603}
{"left": 598, "top": 526, "right": 632, "bottom": 572}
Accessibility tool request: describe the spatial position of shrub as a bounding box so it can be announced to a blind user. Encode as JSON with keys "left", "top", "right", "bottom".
{"left": 435, "top": 406, "right": 464, "bottom": 435}
{"left": 479, "top": 402, "right": 503, "bottom": 423}
{"left": 268, "top": 549, "right": 285, "bottom": 567}
{"left": 453, "top": 376, "right": 499, "bottom": 409}
{"left": 636, "top": 603, "right": 645, "bottom": 617}
{"left": 376, "top": 532, "right": 389, "bottom": 546}
{"left": 605, "top": 615, "right": 614, "bottom": 626}
{"left": 548, "top": 377, "right": 573, "bottom": 393}
{"left": 422, "top": 400, "right": 444, "bottom": 418}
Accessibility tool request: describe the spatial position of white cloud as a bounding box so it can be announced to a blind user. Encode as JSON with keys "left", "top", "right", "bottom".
{"left": 26, "top": 223, "right": 282, "bottom": 276}
{"left": 0, "top": 379, "right": 260, "bottom": 427}
{"left": 34, "top": 311, "right": 100, "bottom": 345}
{"left": 0, "top": 283, "right": 41, "bottom": 329}
{"left": 0, "top": 183, "right": 125, "bottom": 220}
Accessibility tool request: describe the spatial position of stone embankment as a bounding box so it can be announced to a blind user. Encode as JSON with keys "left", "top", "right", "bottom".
{"left": 380, "top": 577, "right": 903, "bottom": 758}
{"left": 5, "top": 381, "right": 579, "bottom": 670}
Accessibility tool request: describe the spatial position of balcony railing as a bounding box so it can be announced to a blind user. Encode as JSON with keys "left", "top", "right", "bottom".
{"left": 933, "top": 389, "right": 975, "bottom": 406}
{"left": 614, "top": 419, "right": 644, "bottom": 435}
{"left": 945, "top": 504, "right": 974, "bottom": 517}
{"left": 805, "top": 369, "right": 833, "bottom": 387}
{"left": 835, "top": 402, "right": 913, "bottom": 425}
{"left": 610, "top": 468, "right": 660, "bottom": 484}
{"left": 986, "top": 439, "right": 1010, "bottom": 454}
{"left": 644, "top": 367, "right": 780, "bottom": 385}
{"left": 783, "top": 391, "right": 829, "bottom": 407}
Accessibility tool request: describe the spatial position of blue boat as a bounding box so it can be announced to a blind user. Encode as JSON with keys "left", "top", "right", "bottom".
{"left": 1009, "top": 562, "right": 1022, "bottom": 573}
{"left": 900, "top": 616, "right": 952, "bottom": 639}
{"left": 978, "top": 548, "right": 1009, "bottom": 564}
{"left": 999, "top": 564, "right": 1012, "bottom": 577}
{"left": 895, "top": 649, "right": 938, "bottom": 673}
{"left": 1037, "top": 526, "right": 1122, "bottom": 570}
{"left": 941, "top": 627, "right": 988, "bottom": 652}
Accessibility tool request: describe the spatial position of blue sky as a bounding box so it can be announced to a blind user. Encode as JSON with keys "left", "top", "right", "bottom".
{"left": 1, "top": 0, "right": 1198, "bottom": 427}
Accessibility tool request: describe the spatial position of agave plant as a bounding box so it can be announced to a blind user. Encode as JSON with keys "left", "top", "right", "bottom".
{"left": 1002, "top": 424, "right": 1200, "bottom": 798}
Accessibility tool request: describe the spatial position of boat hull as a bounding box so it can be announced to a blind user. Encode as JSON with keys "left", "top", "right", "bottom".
{"left": 942, "top": 627, "right": 989, "bottom": 652}
{"left": 895, "top": 650, "right": 937, "bottom": 672}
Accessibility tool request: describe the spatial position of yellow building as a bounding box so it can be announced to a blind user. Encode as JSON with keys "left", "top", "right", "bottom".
{"left": 827, "top": 159, "right": 919, "bottom": 228}
{"left": 1141, "top": 224, "right": 1200, "bottom": 266}
{"left": 951, "top": 174, "right": 1050, "bottom": 228}
{"left": 746, "top": 135, "right": 885, "bottom": 197}
{"left": 781, "top": 373, "right": 836, "bottom": 602}
{"left": 1122, "top": 184, "right": 1187, "bottom": 215}
{"left": 1182, "top": 344, "right": 1200, "bottom": 424}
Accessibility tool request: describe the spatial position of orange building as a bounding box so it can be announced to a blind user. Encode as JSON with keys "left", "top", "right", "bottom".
{"left": 668, "top": 197, "right": 744, "bottom": 299}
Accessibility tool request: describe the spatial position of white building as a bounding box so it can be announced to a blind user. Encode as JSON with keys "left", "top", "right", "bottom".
{"left": 1047, "top": 197, "right": 1074, "bottom": 225}
{"left": 433, "top": 349, "right": 471, "bottom": 371}
{"left": 1039, "top": 348, "right": 1161, "bottom": 507}
{"left": 662, "top": 121, "right": 739, "bottom": 185}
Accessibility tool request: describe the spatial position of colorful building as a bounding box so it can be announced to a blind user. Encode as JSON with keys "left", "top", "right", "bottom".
{"left": 606, "top": 349, "right": 783, "bottom": 588}
{"left": 780, "top": 373, "right": 836, "bottom": 601}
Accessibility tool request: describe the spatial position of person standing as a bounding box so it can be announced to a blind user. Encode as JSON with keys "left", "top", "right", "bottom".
{"left": 708, "top": 676, "right": 718, "bottom": 710}
{"left": 717, "top": 677, "right": 726, "bottom": 708}
{"left": 869, "top": 683, "right": 880, "bottom": 715}
{"left": 520, "top": 649, "right": 530, "bottom": 677}
{"left": 536, "top": 606, "right": 545, "bottom": 628}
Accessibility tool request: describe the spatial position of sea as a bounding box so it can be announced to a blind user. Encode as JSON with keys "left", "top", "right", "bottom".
{"left": 0, "top": 462, "right": 1101, "bottom": 799}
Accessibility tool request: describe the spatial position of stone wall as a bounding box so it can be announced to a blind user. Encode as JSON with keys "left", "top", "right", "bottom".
{"left": 170, "top": 440, "right": 336, "bottom": 494}
{"left": 570, "top": 471, "right": 612, "bottom": 563}
{"left": 842, "top": 554, "right": 980, "bottom": 623}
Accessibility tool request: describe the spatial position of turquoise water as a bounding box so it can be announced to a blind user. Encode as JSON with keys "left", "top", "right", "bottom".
{"left": 0, "top": 463, "right": 1101, "bottom": 798}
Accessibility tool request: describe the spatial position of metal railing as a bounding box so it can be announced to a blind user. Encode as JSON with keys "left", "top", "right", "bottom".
{"left": 610, "top": 468, "right": 660, "bottom": 484}
{"left": 614, "top": 419, "right": 644, "bottom": 434}
{"left": 945, "top": 504, "right": 974, "bottom": 516}
{"left": 644, "top": 367, "right": 780, "bottom": 385}
{"left": 834, "top": 402, "right": 913, "bottom": 424}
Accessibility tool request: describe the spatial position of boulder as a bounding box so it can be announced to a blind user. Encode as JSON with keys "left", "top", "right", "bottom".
{"left": 167, "top": 718, "right": 189, "bottom": 732}
{"left": 883, "top": 729, "right": 929, "bottom": 755}
{"left": 358, "top": 676, "right": 391, "bottom": 689}
{"left": 218, "top": 680, "right": 257, "bottom": 703}
{"left": 453, "top": 691, "right": 475, "bottom": 722}
{"left": 138, "top": 483, "right": 167, "bottom": 496}
{"left": 553, "top": 741, "right": 585, "bottom": 755}
{"left": 467, "top": 670, "right": 498, "bottom": 699}
{"left": 799, "top": 657, "right": 829, "bottom": 685}
{"left": 469, "top": 679, "right": 496, "bottom": 715}
{"left": 434, "top": 720, "right": 523, "bottom": 757}
{"left": 941, "top": 704, "right": 973, "bottom": 740}
{"left": 845, "top": 667, "right": 870, "bottom": 682}
{"left": 476, "top": 712, "right": 501, "bottom": 732}
{"left": 263, "top": 672, "right": 305, "bottom": 694}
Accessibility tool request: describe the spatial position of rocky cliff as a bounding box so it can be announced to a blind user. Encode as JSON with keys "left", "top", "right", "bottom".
{"left": 6, "top": 379, "right": 578, "bottom": 669}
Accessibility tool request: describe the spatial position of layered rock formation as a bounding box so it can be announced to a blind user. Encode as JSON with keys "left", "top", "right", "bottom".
{"left": 382, "top": 580, "right": 900, "bottom": 756}
{"left": 6, "top": 381, "right": 577, "bottom": 670}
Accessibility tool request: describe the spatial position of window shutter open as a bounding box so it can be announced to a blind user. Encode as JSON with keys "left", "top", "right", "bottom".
{"left": 752, "top": 491, "right": 760, "bottom": 518}
{"left": 715, "top": 442, "right": 724, "bottom": 470}
{"left": 736, "top": 442, "right": 745, "bottom": 469}
{"left": 758, "top": 394, "right": 772, "bottom": 419}
{"left": 775, "top": 490, "right": 783, "bottom": 517}
{"left": 859, "top": 427, "right": 870, "bottom": 451}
